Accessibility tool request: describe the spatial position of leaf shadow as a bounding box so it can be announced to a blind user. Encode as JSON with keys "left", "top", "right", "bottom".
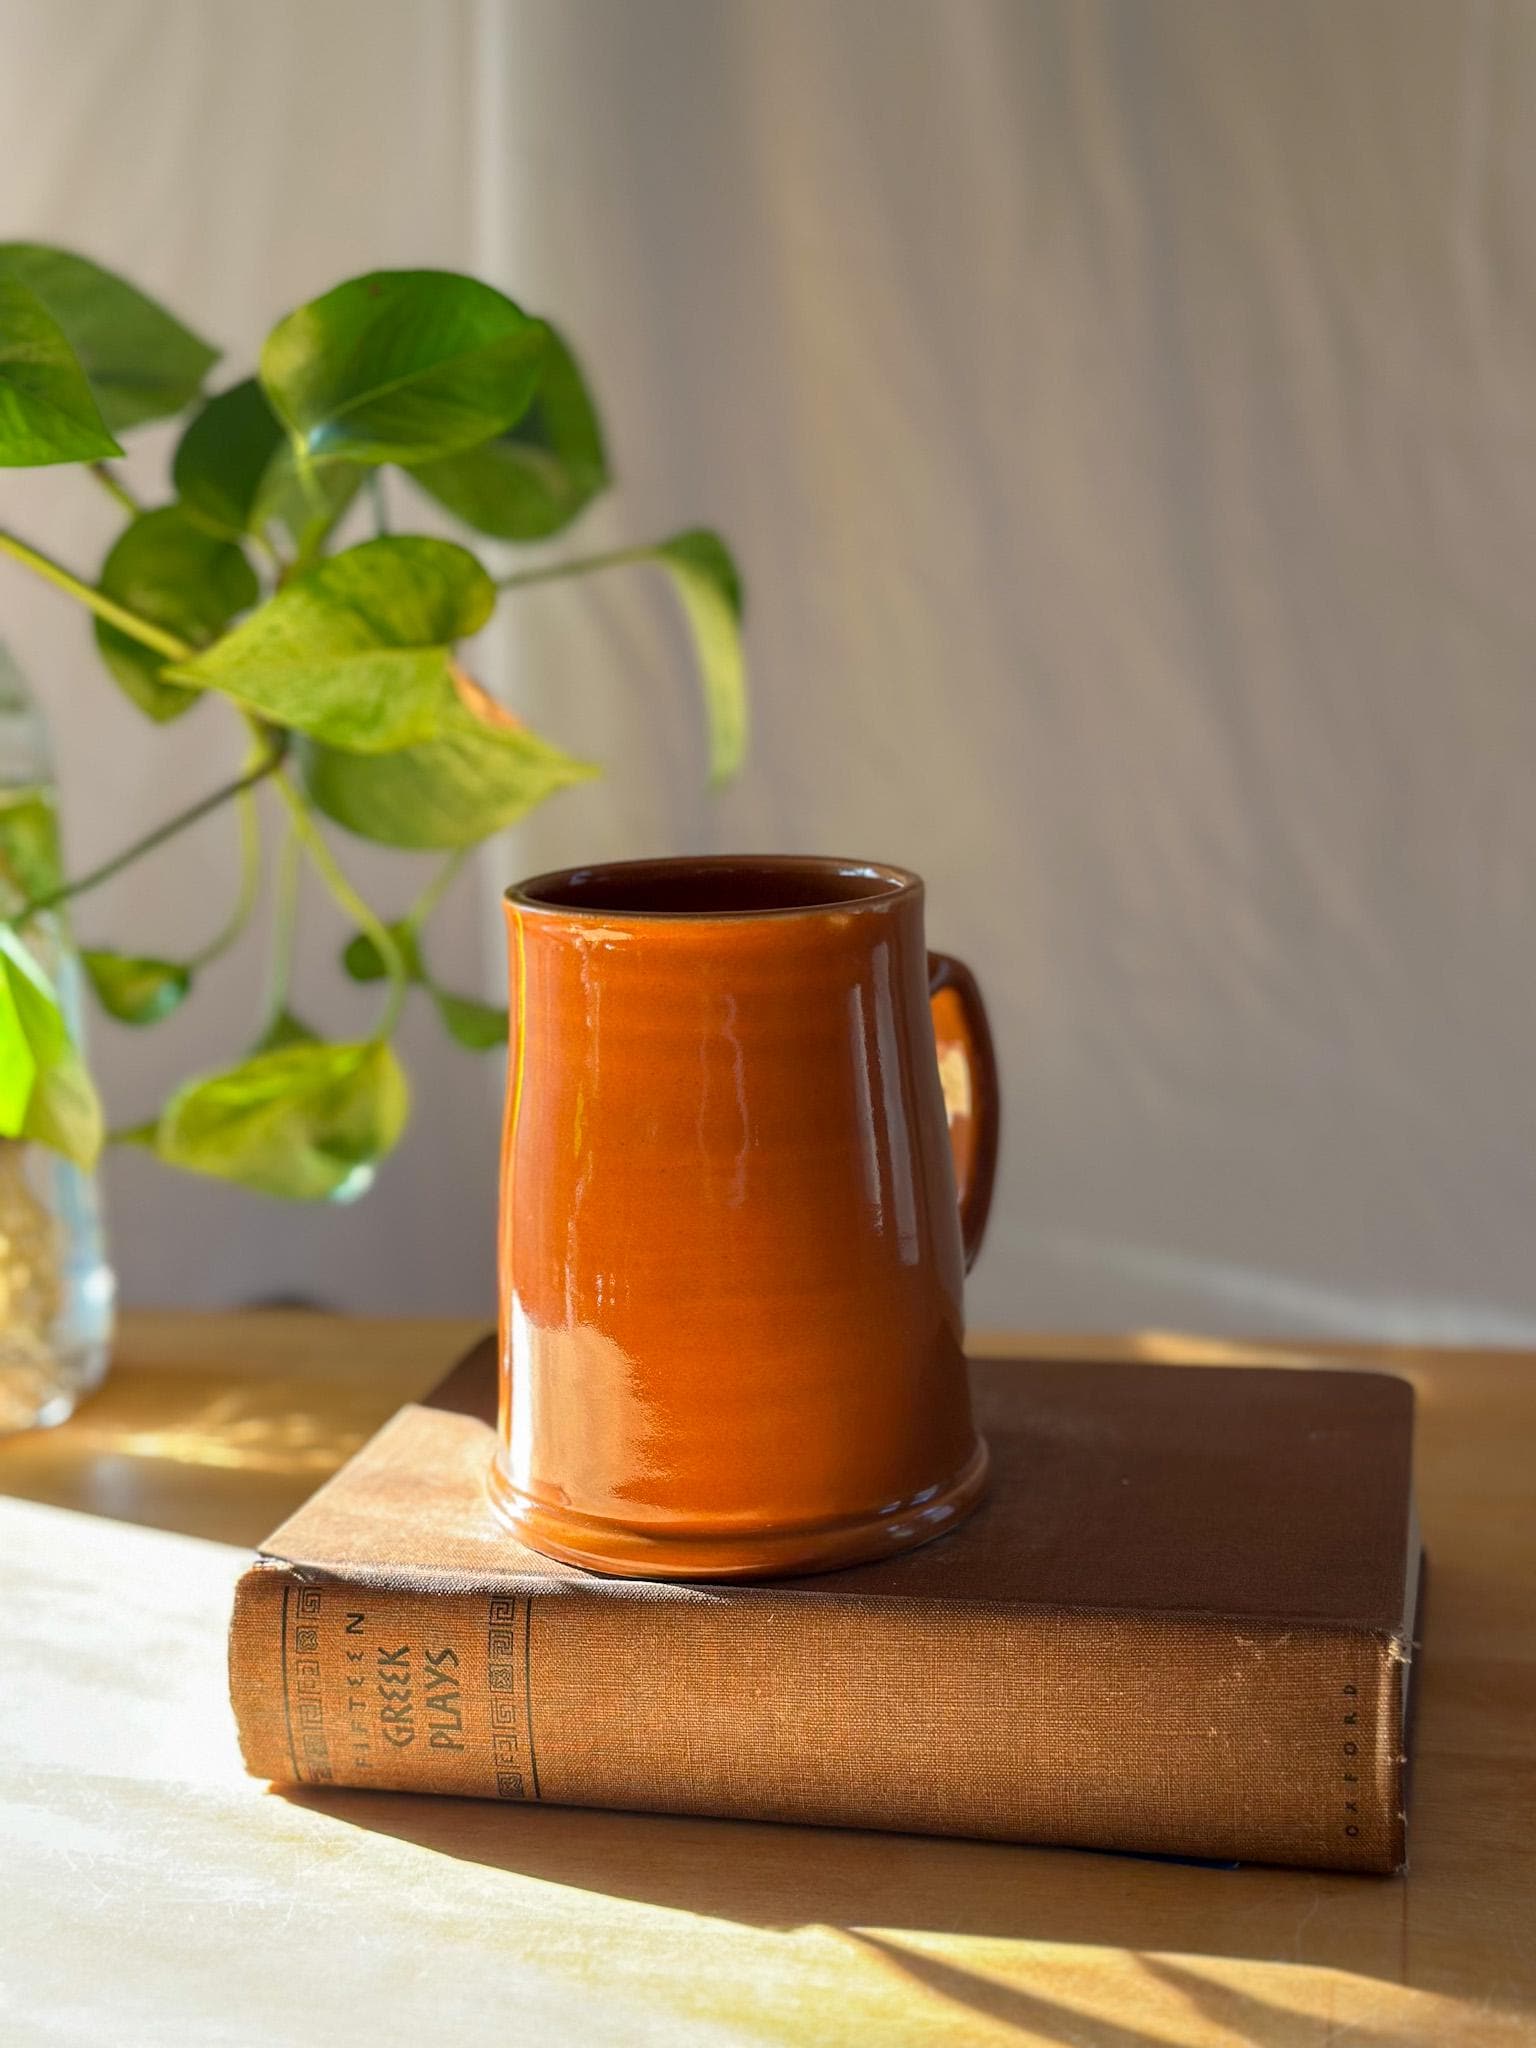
{"left": 846, "top": 1931, "right": 1171, "bottom": 2045}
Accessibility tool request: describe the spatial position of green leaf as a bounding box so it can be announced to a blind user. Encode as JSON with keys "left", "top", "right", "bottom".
{"left": 0, "top": 787, "right": 64, "bottom": 907}
{"left": 0, "top": 948, "right": 36, "bottom": 1130}
{"left": 0, "top": 925, "right": 103, "bottom": 1167}
{"left": 172, "top": 379, "right": 286, "bottom": 538}
{"left": 0, "top": 243, "right": 217, "bottom": 432}
{"left": 0, "top": 275, "right": 121, "bottom": 466}
{"left": 152, "top": 1038, "right": 409, "bottom": 1202}
{"left": 432, "top": 988, "right": 506, "bottom": 1051}
{"left": 172, "top": 377, "right": 365, "bottom": 559}
{"left": 95, "top": 506, "right": 259, "bottom": 721}
{"left": 405, "top": 324, "right": 607, "bottom": 540}
{"left": 302, "top": 668, "right": 595, "bottom": 848}
{"left": 261, "top": 270, "right": 548, "bottom": 466}
{"left": 251, "top": 440, "right": 365, "bottom": 559}
{"left": 81, "top": 948, "right": 191, "bottom": 1026}
{"left": 165, "top": 536, "right": 494, "bottom": 750}
{"left": 653, "top": 530, "right": 747, "bottom": 784}
{"left": 24, "top": 1040, "right": 105, "bottom": 1166}
{"left": 340, "top": 921, "right": 421, "bottom": 984}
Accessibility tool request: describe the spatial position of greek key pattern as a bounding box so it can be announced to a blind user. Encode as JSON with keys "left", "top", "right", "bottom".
{"left": 285, "top": 1584, "right": 333, "bottom": 1783}
{"left": 487, "top": 1595, "right": 540, "bottom": 1801}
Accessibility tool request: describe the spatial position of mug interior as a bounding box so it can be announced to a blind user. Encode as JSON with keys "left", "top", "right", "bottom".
{"left": 512, "top": 857, "right": 914, "bottom": 918}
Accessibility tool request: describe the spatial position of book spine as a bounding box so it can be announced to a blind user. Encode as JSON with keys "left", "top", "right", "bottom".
{"left": 230, "top": 1564, "right": 1407, "bottom": 1873}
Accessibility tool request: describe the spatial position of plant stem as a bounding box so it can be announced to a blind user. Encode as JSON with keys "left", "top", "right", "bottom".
{"left": 105, "top": 1120, "right": 157, "bottom": 1148}
{"left": 188, "top": 780, "right": 263, "bottom": 969}
{"left": 273, "top": 769, "right": 408, "bottom": 1035}
{"left": 497, "top": 544, "right": 655, "bottom": 593}
{"left": 250, "top": 527, "right": 286, "bottom": 580}
{"left": 287, "top": 457, "right": 346, "bottom": 579}
{"left": 383, "top": 848, "right": 471, "bottom": 997}
{"left": 89, "top": 463, "right": 142, "bottom": 516}
{"left": 367, "top": 472, "right": 390, "bottom": 537}
{"left": 0, "top": 529, "right": 191, "bottom": 661}
{"left": 407, "top": 847, "right": 468, "bottom": 929}
{"left": 17, "top": 743, "right": 285, "bottom": 921}
{"left": 260, "top": 820, "right": 302, "bottom": 1033}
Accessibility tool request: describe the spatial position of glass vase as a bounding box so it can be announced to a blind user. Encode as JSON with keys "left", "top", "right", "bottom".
{"left": 0, "top": 646, "right": 115, "bottom": 1432}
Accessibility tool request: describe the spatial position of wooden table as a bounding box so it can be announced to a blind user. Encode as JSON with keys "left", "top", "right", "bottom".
{"left": 2, "top": 1314, "right": 1532, "bottom": 2046}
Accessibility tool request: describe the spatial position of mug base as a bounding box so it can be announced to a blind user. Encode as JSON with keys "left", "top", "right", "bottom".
{"left": 486, "top": 1435, "right": 991, "bottom": 1581}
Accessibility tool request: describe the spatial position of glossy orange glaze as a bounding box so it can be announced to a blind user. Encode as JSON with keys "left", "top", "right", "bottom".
{"left": 490, "top": 856, "right": 1000, "bottom": 1579}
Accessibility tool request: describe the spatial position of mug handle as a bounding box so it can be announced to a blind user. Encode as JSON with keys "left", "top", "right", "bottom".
{"left": 928, "top": 953, "right": 1000, "bottom": 1272}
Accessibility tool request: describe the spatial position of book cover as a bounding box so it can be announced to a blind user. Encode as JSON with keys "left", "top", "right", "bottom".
{"left": 230, "top": 1342, "right": 1420, "bottom": 1873}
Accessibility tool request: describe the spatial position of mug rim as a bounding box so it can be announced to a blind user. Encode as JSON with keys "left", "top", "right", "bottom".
{"left": 506, "top": 854, "right": 922, "bottom": 922}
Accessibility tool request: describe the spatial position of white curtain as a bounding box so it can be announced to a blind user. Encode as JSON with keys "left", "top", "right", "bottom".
{"left": 0, "top": 0, "right": 497, "bottom": 1315}
{"left": 5, "top": 0, "right": 1536, "bottom": 1340}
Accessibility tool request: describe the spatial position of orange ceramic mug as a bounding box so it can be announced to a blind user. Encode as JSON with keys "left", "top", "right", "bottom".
{"left": 491, "top": 856, "right": 999, "bottom": 1580}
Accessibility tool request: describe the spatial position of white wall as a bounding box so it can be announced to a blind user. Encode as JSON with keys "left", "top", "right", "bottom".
{"left": 4, "top": 0, "right": 1536, "bottom": 1340}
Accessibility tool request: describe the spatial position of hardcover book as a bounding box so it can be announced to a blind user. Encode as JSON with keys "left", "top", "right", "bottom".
{"left": 229, "top": 1341, "right": 1421, "bottom": 1873}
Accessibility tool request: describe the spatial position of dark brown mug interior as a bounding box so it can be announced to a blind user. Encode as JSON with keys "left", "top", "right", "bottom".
{"left": 512, "top": 857, "right": 914, "bottom": 918}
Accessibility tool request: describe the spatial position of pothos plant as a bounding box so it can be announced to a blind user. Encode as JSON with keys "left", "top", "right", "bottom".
{"left": 0, "top": 249, "right": 744, "bottom": 1201}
